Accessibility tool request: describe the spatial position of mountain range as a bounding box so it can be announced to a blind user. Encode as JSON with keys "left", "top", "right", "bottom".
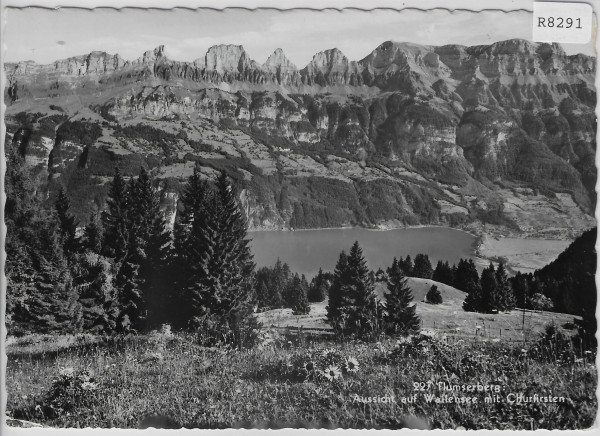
{"left": 4, "top": 39, "right": 596, "bottom": 237}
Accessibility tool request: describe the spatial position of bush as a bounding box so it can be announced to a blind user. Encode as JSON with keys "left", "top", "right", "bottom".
{"left": 531, "top": 293, "right": 554, "bottom": 311}
{"left": 192, "top": 312, "right": 261, "bottom": 350}
{"left": 39, "top": 367, "right": 99, "bottom": 418}
{"left": 425, "top": 285, "right": 443, "bottom": 304}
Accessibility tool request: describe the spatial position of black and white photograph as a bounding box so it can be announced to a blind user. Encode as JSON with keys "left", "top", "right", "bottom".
{"left": 2, "top": 1, "right": 598, "bottom": 430}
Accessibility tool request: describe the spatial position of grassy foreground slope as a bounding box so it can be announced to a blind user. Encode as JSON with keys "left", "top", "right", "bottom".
{"left": 5, "top": 329, "right": 596, "bottom": 430}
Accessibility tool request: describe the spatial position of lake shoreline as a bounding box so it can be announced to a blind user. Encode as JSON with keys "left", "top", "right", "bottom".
{"left": 248, "top": 224, "right": 574, "bottom": 276}
{"left": 249, "top": 223, "right": 481, "bottom": 240}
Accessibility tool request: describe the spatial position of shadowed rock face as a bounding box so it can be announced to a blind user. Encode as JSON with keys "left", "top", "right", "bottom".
{"left": 4, "top": 39, "right": 596, "bottom": 236}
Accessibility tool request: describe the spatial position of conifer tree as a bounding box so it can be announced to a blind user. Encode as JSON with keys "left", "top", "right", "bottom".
{"left": 346, "top": 242, "right": 380, "bottom": 337}
{"left": 23, "top": 222, "right": 83, "bottom": 333}
{"left": 84, "top": 213, "right": 103, "bottom": 253}
{"left": 398, "top": 255, "right": 413, "bottom": 276}
{"left": 432, "top": 260, "right": 454, "bottom": 286}
{"left": 511, "top": 272, "right": 531, "bottom": 309}
{"left": 327, "top": 242, "right": 379, "bottom": 338}
{"left": 102, "top": 168, "right": 130, "bottom": 262}
{"left": 384, "top": 259, "right": 420, "bottom": 335}
{"left": 171, "top": 168, "right": 211, "bottom": 325}
{"left": 495, "top": 263, "right": 515, "bottom": 311}
{"left": 413, "top": 253, "right": 433, "bottom": 278}
{"left": 462, "top": 282, "right": 483, "bottom": 312}
{"left": 55, "top": 187, "right": 80, "bottom": 255}
{"left": 386, "top": 257, "right": 400, "bottom": 277}
{"left": 454, "top": 258, "right": 480, "bottom": 292}
{"left": 255, "top": 278, "right": 271, "bottom": 311}
{"left": 5, "top": 143, "right": 83, "bottom": 334}
{"left": 177, "top": 170, "right": 258, "bottom": 347}
{"left": 426, "top": 284, "right": 443, "bottom": 304}
{"left": 130, "top": 167, "right": 172, "bottom": 329}
{"left": 326, "top": 251, "right": 349, "bottom": 329}
{"left": 74, "top": 252, "right": 119, "bottom": 333}
{"left": 289, "top": 274, "right": 311, "bottom": 315}
{"left": 480, "top": 263, "right": 500, "bottom": 312}
{"left": 308, "top": 268, "right": 328, "bottom": 302}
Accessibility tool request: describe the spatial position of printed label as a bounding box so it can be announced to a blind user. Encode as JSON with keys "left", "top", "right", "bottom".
{"left": 533, "top": 2, "right": 593, "bottom": 44}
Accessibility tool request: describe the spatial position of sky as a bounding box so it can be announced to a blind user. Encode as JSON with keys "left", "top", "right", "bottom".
{"left": 2, "top": 7, "right": 595, "bottom": 66}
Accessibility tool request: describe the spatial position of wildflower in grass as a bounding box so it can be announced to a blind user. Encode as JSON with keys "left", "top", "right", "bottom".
{"left": 396, "top": 336, "right": 411, "bottom": 345}
{"left": 142, "top": 351, "right": 164, "bottom": 363}
{"left": 323, "top": 365, "right": 342, "bottom": 381}
{"left": 344, "top": 357, "right": 359, "bottom": 373}
{"left": 58, "top": 367, "right": 74, "bottom": 377}
{"left": 320, "top": 348, "right": 334, "bottom": 357}
{"left": 81, "top": 381, "right": 98, "bottom": 391}
{"left": 303, "top": 360, "right": 315, "bottom": 373}
{"left": 160, "top": 324, "right": 174, "bottom": 337}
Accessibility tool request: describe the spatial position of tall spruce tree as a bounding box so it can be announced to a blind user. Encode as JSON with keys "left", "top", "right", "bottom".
{"left": 5, "top": 143, "right": 82, "bottom": 334}
{"left": 462, "top": 281, "right": 484, "bottom": 312}
{"left": 511, "top": 272, "right": 531, "bottom": 309}
{"left": 326, "top": 251, "right": 349, "bottom": 329}
{"left": 55, "top": 187, "right": 80, "bottom": 256}
{"left": 398, "top": 255, "right": 413, "bottom": 276}
{"left": 176, "top": 170, "right": 258, "bottom": 347}
{"left": 308, "top": 268, "right": 328, "bottom": 302}
{"left": 23, "top": 222, "right": 84, "bottom": 333}
{"left": 384, "top": 259, "right": 420, "bottom": 336}
{"left": 495, "top": 263, "right": 515, "bottom": 311}
{"left": 289, "top": 274, "right": 311, "bottom": 315}
{"left": 84, "top": 213, "right": 103, "bottom": 253}
{"left": 327, "top": 242, "right": 379, "bottom": 338}
{"left": 432, "top": 260, "right": 454, "bottom": 286}
{"left": 130, "top": 168, "right": 172, "bottom": 329}
{"left": 480, "top": 263, "right": 500, "bottom": 312}
{"left": 74, "top": 252, "right": 119, "bottom": 333}
{"left": 102, "top": 168, "right": 130, "bottom": 262}
{"left": 413, "top": 254, "right": 433, "bottom": 278}
{"left": 346, "top": 242, "right": 380, "bottom": 337}
{"left": 454, "top": 258, "right": 480, "bottom": 293}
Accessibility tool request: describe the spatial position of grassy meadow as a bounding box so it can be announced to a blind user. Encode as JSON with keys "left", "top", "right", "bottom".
{"left": 6, "top": 284, "right": 597, "bottom": 430}
{"left": 259, "top": 278, "right": 581, "bottom": 342}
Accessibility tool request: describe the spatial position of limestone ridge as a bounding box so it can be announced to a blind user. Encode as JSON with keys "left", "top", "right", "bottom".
{"left": 4, "top": 39, "right": 597, "bottom": 235}
{"left": 6, "top": 40, "right": 594, "bottom": 89}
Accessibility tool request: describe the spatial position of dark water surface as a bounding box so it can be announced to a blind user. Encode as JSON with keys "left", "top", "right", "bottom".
{"left": 249, "top": 227, "right": 477, "bottom": 278}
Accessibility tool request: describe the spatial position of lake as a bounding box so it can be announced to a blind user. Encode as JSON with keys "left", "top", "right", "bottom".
{"left": 249, "top": 227, "right": 478, "bottom": 278}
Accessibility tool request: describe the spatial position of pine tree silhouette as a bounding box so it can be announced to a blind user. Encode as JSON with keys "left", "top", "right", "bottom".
{"left": 384, "top": 259, "right": 420, "bottom": 335}
{"left": 55, "top": 187, "right": 80, "bottom": 255}
{"left": 327, "top": 242, "right": 379, "bottom": 338}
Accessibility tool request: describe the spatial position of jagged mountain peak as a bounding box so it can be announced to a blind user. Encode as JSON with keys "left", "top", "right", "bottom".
{"left": 305, "top": 48, "right": 350, "bottom": 72}
{"left": 136, "top": 45, "right": 167, "bottom": 64}
{"left": 204, "top": 44, "right": 255, "bottom": 73}
{"left": 264, "top": 48, "right": 297, "bottom": 71}
{"left": 360, "top": 40, "right": 436, "bottom": 67}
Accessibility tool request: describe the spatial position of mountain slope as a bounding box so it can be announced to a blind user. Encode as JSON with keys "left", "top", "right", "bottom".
{"left": 4, "top": 39, "right": 596, "bottom": 237}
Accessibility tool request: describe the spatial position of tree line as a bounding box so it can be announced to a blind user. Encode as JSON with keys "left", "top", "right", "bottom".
{"left": 6, "top": 142, "right": 258, "bottom": 347}
{"left": 6, "top": 141, "right": 595, "bottom": 346}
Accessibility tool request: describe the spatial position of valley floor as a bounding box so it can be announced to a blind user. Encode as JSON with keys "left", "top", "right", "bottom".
{"left": 475, "top": 235, "right": 572, "bottom": 274}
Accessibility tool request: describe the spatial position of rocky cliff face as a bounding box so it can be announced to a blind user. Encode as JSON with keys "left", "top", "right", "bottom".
{"left": 4, "top": 39, "right": 596, "bottom": 237}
